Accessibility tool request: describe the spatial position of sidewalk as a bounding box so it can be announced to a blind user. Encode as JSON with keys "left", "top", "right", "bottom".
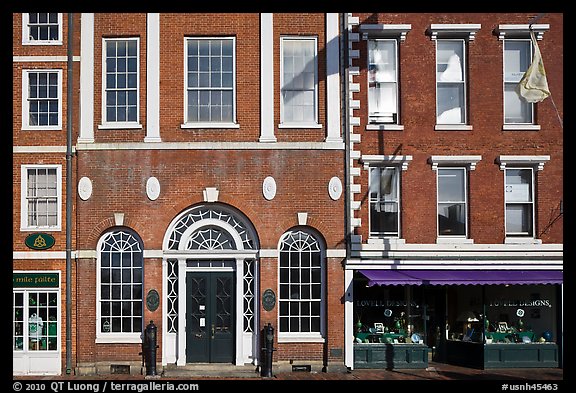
{"left": 13, "top": 362, "right": 563, "bottom": 381}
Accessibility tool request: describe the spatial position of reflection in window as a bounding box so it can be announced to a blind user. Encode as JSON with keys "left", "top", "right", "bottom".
{"left": 369, "top": 166, "right": 400, "bottom": 237}
{"left": 504, "top": 40, "right": 533, "bottom": 124}
{"left": 436, "top": 40, "right": 466, "bottom": 125}
{"left": 437, "top": 167, "right": 467, "bottom": 236}
{"left": 104, "top": 38, "right": 139, "bottom": 124}
{"left": 368, "top": 39, "right": 398, "bottom": 124}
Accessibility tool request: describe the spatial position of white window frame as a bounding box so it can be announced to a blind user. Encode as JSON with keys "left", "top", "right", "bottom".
{"left": 279, "top": 36, "right": 321, "bottom": 129}
{"left": 368, "top": 166, "right": 401, "bottom": 238}
{"left": 435, "top": 39, "right": 467, "bottom": 127}
{"left": 503, "top": 38, "right": 535, "bottom": 127}
{"left": 22, "top": 13, "right": 63, "bottom": 45}
{"left": 21, "top": 69, "right": 63, "bottom": 131}
{"left": 96, "top": 230, "right": 144, "bottom": 343}
{"left": 277, "top": 229, "right": 325, "bottom": 343}
{"left": 436, "top": 167, "right": 468, "bottom": 239}
{"left": 367, "top": 38, "right": 399, "bottom": 125}
{"left": 504, "top": 167, "right": 535, "bottom": 238}
{"left": 99, "top": 37, "right": 142, "bottom": 130}
{"left": 182, "top": 36, "right": 239, "bottom": 129}
{"left": 20, "top": 164, "right": 62, "bottom": 232}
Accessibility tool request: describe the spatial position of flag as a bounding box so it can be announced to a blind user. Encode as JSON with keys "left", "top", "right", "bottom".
{"left": 518, "top": 31, "right": 550, "bottom": 103}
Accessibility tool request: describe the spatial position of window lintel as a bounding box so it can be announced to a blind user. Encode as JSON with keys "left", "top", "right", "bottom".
{"left": 360, "top": 155, "right": 412, "bottom": 171}
{"left": 495, "top": 24, "right": 549, "bottom": 40}
{"left": 497, "top": 155, "right": 550, "bottom": 171}
{"left": 429, "top": 155, "right": 482, "bottom": 171}
{"left": 359, "top": 24, "right": 411, "bottom": 41}
{"left": 428, "top": 24, "right": 481, "bottom": 41}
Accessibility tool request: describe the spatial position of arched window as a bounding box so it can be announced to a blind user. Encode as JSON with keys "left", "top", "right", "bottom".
{"left": 97, "top": 229, "right": 143, "bottom": 341}
{"left": 278, "top": 230, "right": 324, "bottom": 335}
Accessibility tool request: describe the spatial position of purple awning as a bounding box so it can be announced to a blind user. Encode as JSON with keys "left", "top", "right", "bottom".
{"left": 359, "top": 270, "right": 563, "bottom": 286}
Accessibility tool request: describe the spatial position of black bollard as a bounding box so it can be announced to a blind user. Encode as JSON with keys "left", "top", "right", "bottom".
{"left": 143, "top": 320, "right": 158, "bottom": 376}
{"left": 261, "top": 323, "right": 275, "bottom": 377}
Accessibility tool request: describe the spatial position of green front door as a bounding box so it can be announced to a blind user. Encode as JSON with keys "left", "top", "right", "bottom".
{"left": 186, "top": 271, "right": 235, "bottom": 363}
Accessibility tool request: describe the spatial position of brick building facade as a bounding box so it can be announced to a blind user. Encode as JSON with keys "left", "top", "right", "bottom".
{"left": 12, "top": 12, "right": 562, "bottom": 376}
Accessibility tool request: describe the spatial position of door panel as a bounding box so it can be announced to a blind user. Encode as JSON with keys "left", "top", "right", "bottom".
{"left": 186, "top": 271, "right": 235, "bottom": 363}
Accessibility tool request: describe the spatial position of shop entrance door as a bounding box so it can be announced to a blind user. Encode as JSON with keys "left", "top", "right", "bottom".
{"left": 186, "top": 271, "right": 235, "bottom": 363}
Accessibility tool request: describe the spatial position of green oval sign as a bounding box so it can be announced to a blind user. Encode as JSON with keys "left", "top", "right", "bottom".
{"left": 25, "top": 233, "right": 55, "bottom": 250}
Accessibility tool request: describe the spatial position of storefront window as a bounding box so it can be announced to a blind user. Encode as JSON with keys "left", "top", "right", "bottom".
{"left": 13, "top": 290, "right": 58, "bottom": 351}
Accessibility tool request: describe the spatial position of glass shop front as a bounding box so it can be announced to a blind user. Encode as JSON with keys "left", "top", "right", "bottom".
{"left": 352, "top": 270, "right": 562, "bottom": 370}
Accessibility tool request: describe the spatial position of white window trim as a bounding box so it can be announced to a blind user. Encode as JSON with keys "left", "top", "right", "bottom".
{"left": 182, "top": 36, "right": 238, "bottom": 128}
{"left": 428, "top": 24, "right": 481, "bottom": 41}
{"left": 20, "top": 164, "right": 62, "bottom": 232}
{"left": 100, "top": 37, "right": 142, "bottom": 129}
{"left": 496, "top": 24, "right": 549, "bottom": 41}
{"left": 277, "top": 230, "right": 325, "bottom": 339}
{"left": 367, "top": 166, "right": 401, "bottom": 239}
{"left": 279, "top": 36, "right": 320, "bottom": 128}
{"left": 436, "top": 166, "right": 469, "bottom": 240}
{"left": 367, "top": 38, "right": 400, "bottom": 126}
{"left": 429, "top": 155, "right": 482, "bottom": 171}
{"left": 359, "top": 24, "right": 412, "bottom": 42}
{"left": 497, "top": 155, "right": 550, "bottom": 171}
{"left": 21, "top": 69, "right": 63, "bottom": 131}
{"left": 503, "top": 166, "right": 536, "bottom": 240}
{"left": 503, "top": 38, "right": 535, "bottom": 126}
{"left": 95, "top": 230, "right": 144, "bottom": 343}
{"left": 435, "top": 38, "right": 468, "bottom": 127}
{"left": 22, "top": 13, "right": 63, "bottom": 45}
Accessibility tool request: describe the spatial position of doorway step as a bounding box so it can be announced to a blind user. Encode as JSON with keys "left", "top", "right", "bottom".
{"left": 162, "top": 363, "right": 260, "bottom": 378}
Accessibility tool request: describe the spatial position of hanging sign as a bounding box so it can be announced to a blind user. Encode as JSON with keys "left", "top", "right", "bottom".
{"left": 25, "top": 233, "right": 55, "bottom": 250}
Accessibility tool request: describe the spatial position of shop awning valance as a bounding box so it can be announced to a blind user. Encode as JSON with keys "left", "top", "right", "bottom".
{"left": 358, "top": 270, "right": 563, "bottom": 287}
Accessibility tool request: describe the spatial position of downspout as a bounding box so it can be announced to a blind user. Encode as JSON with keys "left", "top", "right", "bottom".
{"left": 341, "top": 12, "right": 350, "bottom": 264}
{"left": 65, "top": 12, "right": 74, "bottom": 375}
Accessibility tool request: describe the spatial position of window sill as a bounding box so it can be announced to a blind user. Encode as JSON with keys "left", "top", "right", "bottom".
{"left": 95, "top": 335, "right": 142, "bottom": 344}
{"left": 277, "top": 334, "right": 325, "bottom": 343}
{"left": 20, "top": 226, "right": 62, "bottom": 232}
{"left": 22, "top": 41, "right": 63, "bottom": 46}
{"left": 366, "top": 124, "right": 404, "bottom": 131}
{"left": 98, "top": 123, "right": 143, "bottom": 130}
{"left": 181, "top": 122, "right": 240, "bottom": 129}
{"left": 436, "top": 237, "right": 474, "bottom": 244}
{"left": 504, "top": 237, "right": 542, "bottom": 245}
{"left": 367, "top": 237, "right": 406, "bottom": 245}
{"left": 502, "top": 124, "right": 541, "bottom": 131}
{"left": 435, "top": 125, "right": 473, "bottom": 131}
{"left": 278, "top": 123, "right": 323, "bottom": 129}
{"left": 21, "top": 126, "right": 63, "bottom": 131}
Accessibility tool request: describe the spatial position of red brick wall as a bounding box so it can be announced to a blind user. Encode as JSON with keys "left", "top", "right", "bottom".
{"left": 351, "top": 13, "right": 563, "bottom": 244}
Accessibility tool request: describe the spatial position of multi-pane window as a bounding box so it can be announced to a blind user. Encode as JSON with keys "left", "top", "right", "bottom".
{"left": 369, "top": 167, "right": 400, "bottom": 237}
{"left": 279, "top": 230, "right": 323, "bottom": 335}
{"left": 504, "top": 40, "right": 533, "bottom": 124}
{"left": 13, "top": 291, "right": 59, "bottom": 352}
{"left": 23, "top": 13, "right": 61, "bottom": 44}
{"left": 22, "top": 70, "right": 62, "bottom": 129}
{"left": 437, "top": 167, "right": 467, "bottom": 236}
{"left": 22, "top": 166, "right": 61, "bottom": 230}
{"left": 368, "top": 39, "right": 398, "bottom": 124}
{"left": 98, "top": 230, "right": 143, "bottom": 337}
{"left": 281, "top": 37, "right": 318, "bottom": 125}
{"left": 505, "top": 168, "right": 534, "bottom": 237}
{"left": 436, "top": 40, "right": 466, "bottom": 125}
{"left": 185, "top": 37, "right": 235, "bottom": 124}
{"left": 103, "top": 38, "right": 139, "bottom": 125}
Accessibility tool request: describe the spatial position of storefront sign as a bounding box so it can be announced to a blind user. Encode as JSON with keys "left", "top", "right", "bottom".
{"left": 13, "top": 272, "right": 59, "bottom": 288}
{"left": 24, "top": 233, "right": 55, "bottom": 250}
{"left": 262, "top": 288, "right": 276, "bottom": 311}
{"left": 356, "top": 299, "right": 419, "bottom": 308}
{"left": 488, "top": 298, "right": 552, "bottom": 308}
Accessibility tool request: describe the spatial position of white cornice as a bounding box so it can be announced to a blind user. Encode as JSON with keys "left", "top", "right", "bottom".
{"left": 428, "top": 155, "right": 482, "bottom": 171}
{"left": 428, "top": 24, "right": 481, "bottom": 41}
{"left": 497, "top": 155, "right": 550, "bottom": 171}
{"left": 359, "top": 24, "right": 412, "bottom": 41}
{"left": 496, "top": 24, "right": 549, "bottom": 40}
{"left": 360, "top": 155, "right": 413, "bottom": 171}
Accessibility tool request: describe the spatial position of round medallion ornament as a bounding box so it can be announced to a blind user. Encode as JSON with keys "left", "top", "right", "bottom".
{"left": 78, "top": 177, "right": 93, "bottom": 200}
{"left": 262, "top": 288, "right": 276, "bottom": 311}
{"left": 328, "top": 176, "right": 342, "bottom": 200}
{"left": 262, "top": 176, "right": 277, "bottom": 200}
{"left": 146, "top": 177, "right": 161, "bottom": 201}
{"left": 146, "top": 289, "right": 160, "bottom": 312}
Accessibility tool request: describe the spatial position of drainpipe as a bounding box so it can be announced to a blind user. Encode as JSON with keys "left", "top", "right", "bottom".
{"left": 65, "top": 12, "right": 74, "bottom": 375}
{"left": 341, "top": 12, "right": 351, "bottom": 262}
